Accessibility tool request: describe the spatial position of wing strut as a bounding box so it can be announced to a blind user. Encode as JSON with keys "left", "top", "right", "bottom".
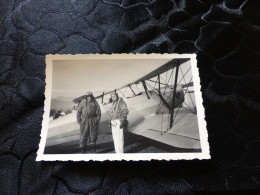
{"left": 142, "top": 80, "right": 150, "bottom": 99}
{"left": 170, "top": 61, "right": 180, "bottom": 129}
{"left": 101, "top": 92, "right": 104, "bottom": 104}
{"left": 157, "top": 75, "right": 171, "bottom": 110}
{"left": 128, "top": 84, "right": 136, "bottom": 96}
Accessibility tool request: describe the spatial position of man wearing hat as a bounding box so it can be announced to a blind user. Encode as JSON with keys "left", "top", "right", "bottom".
{"left": 77, "top": 92, "right": 101, "bottom": 153}
{"left": 108, "top": 92, "right": 129, "bottom": 153}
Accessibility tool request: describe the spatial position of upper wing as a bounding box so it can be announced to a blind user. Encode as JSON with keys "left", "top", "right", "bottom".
{"left": 73, "top": 58, "right": 190, "bottom": 103}
{"left": 133, "top": 58, "right": 189, "bottom": 84}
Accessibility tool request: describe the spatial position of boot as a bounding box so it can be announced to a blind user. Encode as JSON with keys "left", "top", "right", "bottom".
{"left": 81, "top": 146, "right": 87, "bottom": 154}
{"left": 90, "top": 143, "right": 96, "bottom": 153}
{"left": 93, "top": 144, "right": 96, "bottom": 153}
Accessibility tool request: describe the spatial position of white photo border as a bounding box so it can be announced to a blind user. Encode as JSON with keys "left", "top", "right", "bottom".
{"left": 36, "top": 54, "right": 210, "bottom": 161}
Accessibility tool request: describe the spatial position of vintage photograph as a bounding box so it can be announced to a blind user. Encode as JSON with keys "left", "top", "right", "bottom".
{"left": 37, "top": 54, "right": 210, "bottom": 161}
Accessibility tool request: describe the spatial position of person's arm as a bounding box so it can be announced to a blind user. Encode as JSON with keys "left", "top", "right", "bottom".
{"left": 119, "top": 100, "right": 129, "bottom": 123}
{"left": 96, "top": 102, "right": 101, "bottom": 122}
{"left": 119, "top": 101, "right": 129, "bottom": 129}
{"left": 76, "top": 102, "right": 82, "bottom": 124}
{"left": 107, "top": 106, "right": 113, "bottom": 127}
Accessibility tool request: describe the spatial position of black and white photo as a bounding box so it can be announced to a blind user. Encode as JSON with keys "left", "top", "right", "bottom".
{"left": 37, "top": 54, "right": 210, "bottom": 161}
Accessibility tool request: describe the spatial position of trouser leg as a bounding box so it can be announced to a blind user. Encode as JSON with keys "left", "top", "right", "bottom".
{"left": 111, "top": 119, "right": 124, "bottom": 153}
{"left": 111, "top": 124, "right": 118, "bottom": 153}
{"left": 89, "top": 117, "right": 99, "bottom": 153}
{"left": 80, "top": 119, "right": 90, "bottom": 152}
{"left": 89, "top": 118, "right": 99, "bottom": 143}
{"left": 118, "top": 123, "right": 124, "bottom": 153}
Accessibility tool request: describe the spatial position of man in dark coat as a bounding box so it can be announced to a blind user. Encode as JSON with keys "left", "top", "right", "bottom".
{"left": 108, "top": 92, "right": 129, "bottom": 153}
{"left": 77, "top": 92, "right": 101, "bottom": 153}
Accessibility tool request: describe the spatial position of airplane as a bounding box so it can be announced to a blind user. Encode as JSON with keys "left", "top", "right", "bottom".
{"left": 44, "top": 58, "right": 201, "bottom": 153}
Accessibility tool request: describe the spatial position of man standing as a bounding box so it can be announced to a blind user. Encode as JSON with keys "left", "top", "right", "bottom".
{"left": 77, "top": 92, "right": 101, "bottom": 153}
{"left": 108, "top": 92, "right": 129, "bottom": 153}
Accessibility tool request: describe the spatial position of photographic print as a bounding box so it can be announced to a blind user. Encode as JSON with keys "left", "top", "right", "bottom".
{"left": 37, "top": 54, "right": 210, "bottom": 161}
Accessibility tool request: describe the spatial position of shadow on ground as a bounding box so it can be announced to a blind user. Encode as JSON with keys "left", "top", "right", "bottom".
{"left": 44, "top": 131, "right": 201, "bottom": 154}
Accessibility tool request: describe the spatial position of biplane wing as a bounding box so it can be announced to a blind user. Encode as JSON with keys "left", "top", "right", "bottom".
{"left": 130, "top": 112, "right": 200, "bottom": 149}
{"left": 72, "top": 58, "right": 190, "bottom": 103}
{"left": 133, "top": 58, "right": 189, "bottom": 84}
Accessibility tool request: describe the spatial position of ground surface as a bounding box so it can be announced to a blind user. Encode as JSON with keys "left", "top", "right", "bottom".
{"left": 44, "top": 131, "right": 201, "bottom": 154}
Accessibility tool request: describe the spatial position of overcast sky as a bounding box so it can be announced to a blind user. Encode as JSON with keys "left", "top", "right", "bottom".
{"left": 51, "top": 58, "right": 191, "bottom": 99}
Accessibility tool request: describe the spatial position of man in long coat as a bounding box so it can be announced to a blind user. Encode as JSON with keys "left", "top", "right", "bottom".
{"left": 77, "top": 92, "right": 101, "bottom": 153}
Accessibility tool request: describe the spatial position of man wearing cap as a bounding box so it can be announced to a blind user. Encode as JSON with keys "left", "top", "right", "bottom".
{"left": 108, "top": 92, "right": 129, "bottom": 153}
{"left": 77, "top": 92, "right": 101, "bottom": 153}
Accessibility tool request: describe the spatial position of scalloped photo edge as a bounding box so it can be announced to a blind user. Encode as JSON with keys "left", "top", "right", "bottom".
{"left": 36, "top": 53, "right": 210, "bottom": 161}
